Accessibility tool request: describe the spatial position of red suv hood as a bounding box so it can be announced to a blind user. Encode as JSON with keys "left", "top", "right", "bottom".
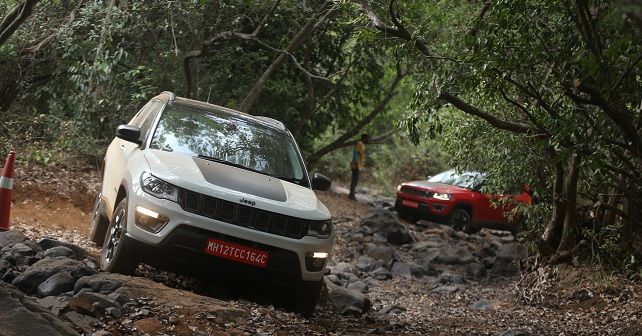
{"left": 403, "top": 181, "right": 471, "bottom": 194}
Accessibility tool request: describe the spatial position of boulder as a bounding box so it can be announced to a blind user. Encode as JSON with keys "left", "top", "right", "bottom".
{"left": 68, "top": 292, "right": 121, "bottom": 317}
{"left": 0, "top": 282, "right": 79, "bottom": 336}
{"left": 324, "top": 278, "right": 371, "bottom": 315}
{"left": 37, "top": 272, "right": 76, "bottom": 297}
{"left": 491, "top": 259, "right": 520, "bottom": 277}
{"left": 346, "top": 280, "right": 368, "bottom": 293}
{"left": 361, "top": 208, "right": 411, "bottom": 239}
{"left": 64, "top": 311, "right": 100, "bottom": 335}
{"left": 465, "top": 263, "right": 487, "bottom": 280}
{"left": 38, "top": 237, "right": 87, "bottom": 261}
{"left": 364, "top": 245, "right": 395, "bottom": 265}
{"left": 390, "top": 261, "right": 425, "bottom": 279}
{"left": 44, "top": 246, "right": 76, "bottom": 259}
{"left": 377, "top": 304, "right": 406, "bottom": 315}
{"left": 354, "top": 255, "right": 382, "bottom": 272}
{"left": 0, "top": 230, "right": 28, "bottom": 249}
{"left": 371, "top": 267, "right": 393, "bottom": 280}
{"left": 497, "top": 242, "right": 527, "bottom": 261}
{"left": 434, "top": 246, "right": 475, "bottom": 265}
{"left": 437, "top": 270, "right": 464, "bottom": 285}
{"left": 386, "top": 228, "right": 413, "bottom": 245}
{"left": 328, "top": 262, "right": 358, "bottom": 275}
{"left": 74, "top": 274, "right": 123, "bottom": 295}
{"left": 12, "top": 257, "right": 96, "bottom": 295}
{"left": 431, "top": 285, "right": 459, "bottom": 294}
{"left": 38, "top": 296, "right": 70, "bottom": 316}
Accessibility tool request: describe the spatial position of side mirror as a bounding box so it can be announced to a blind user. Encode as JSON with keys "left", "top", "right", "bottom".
{"left": 311, "top": 173, "right": 331, "bottom": 191}
{"left": 116, "top": 125, "right": 142, "bottom": 145}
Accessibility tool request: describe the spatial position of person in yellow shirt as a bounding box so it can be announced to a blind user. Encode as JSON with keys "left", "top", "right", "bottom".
{"left": 349, "top": 134, "right": 370, "bottom": 200}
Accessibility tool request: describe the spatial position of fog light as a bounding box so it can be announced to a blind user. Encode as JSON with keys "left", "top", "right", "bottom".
{"left": 135, "top": 206, "right": 170, "bottom": 233}
{"left": 305, "top": 252, "right": 328, "bottom": 272}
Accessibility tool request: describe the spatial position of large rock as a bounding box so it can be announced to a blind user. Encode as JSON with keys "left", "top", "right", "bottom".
{"left": 37, "top": 272, "right": 76, "bottom": 297}
{"left": 74, "top": 274, "right": 123, "bottom": 295}
{"left": 361, "top": 208, "right": 412, "bottom": 244}
{"left": 465, "top": 263, "right": 487, "bottom": 280}
{"left": 38, "top": 238, "right": 87, "bottom": 261}
{"left": 324, "top": 278, "right": 371, "bottom": 315}
{"left": 12, "top": 257, "right": 96, "bottom": 295}
{"left": 68, "top": 292, "right": 121, "bottom": 317}
{"left": 435, "top": 246, "right": 475, "bottom": 265}
{"left": 328, "top": 262, "right": 358, "bottom": 275}
{"left": 364, "top": 245, "right": 395, "bottom": 265}
{"left": 390, "top": 261, "right": 425, "bottom": 279}
{"left": 38, "top": 296, "right": 71, "bottom": 316}
{"left": 491, "top": 259, "right": 520, "bottom": 277}
{"left": 497, "top": 242, "right": 527, "bottom": 261}
{"left": 0, "top": 230, "right": 28, "bottom": 249}
{"left": 0, "top": 282, "right": 79, "bottom": 336}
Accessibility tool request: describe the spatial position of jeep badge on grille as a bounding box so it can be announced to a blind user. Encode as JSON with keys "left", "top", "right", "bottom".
{"left": 240, "top": 198, "right": 256, "bottom": 206}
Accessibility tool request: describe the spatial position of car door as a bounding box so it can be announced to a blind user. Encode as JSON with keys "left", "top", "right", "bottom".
{"left": 476, "top": 192, "right": 514, "bottom": 224}
{"left": 101, "top": 100, "right": 160, "bottom": 214}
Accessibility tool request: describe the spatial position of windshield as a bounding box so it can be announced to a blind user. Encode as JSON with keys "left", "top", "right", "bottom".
{"left": 149, "top": 105, "right": 308, "bottom": 186}
{"left": 428, "top": 170, "right": 485, "bottom": 189}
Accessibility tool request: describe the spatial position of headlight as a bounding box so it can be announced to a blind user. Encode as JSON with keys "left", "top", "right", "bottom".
{"left": 141, "top": 172, "right": 179, "bottom": 202}
{"left": 307, "top": 219, "right": 333, "bottom": 238}
{"left": 433, "top": 192, "right": 452, "bottom": 201}
{"left": 396, "top": 184, "right": 402, "bottom": 192}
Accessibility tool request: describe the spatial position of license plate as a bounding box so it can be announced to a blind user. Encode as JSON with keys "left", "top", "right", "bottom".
{"left": 204, "top": 238, "right": 269, "bottom": 268}
{"left": 402, "top": 199, "right": 419, "bottom": 208}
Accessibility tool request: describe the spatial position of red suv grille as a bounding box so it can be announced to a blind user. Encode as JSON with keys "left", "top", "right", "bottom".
{"left": 177, "top": 189, "right": 311, "bottom": 239}
{"left": 399, "top": 186, "right": 433, "bottom": 198}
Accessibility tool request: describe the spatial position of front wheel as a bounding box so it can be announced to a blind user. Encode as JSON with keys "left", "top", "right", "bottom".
{"left": 100, "top": 197, "right": 138, "bottom": 274}
{"left": 282, "top": 280, "right": 323, "bottom": 318}
{"left": 89, "top": 193, "right": 109, "bottom": 246}
{"left": 448, "top": 208, "right": 475, "bottom": 233}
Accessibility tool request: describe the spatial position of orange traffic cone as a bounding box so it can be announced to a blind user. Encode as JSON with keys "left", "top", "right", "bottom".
{"left": 0, "top": 151, "right": 16, "bottom": 231}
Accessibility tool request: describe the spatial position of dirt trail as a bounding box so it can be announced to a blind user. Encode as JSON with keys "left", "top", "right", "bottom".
{"left": 5, "top": 161, "right": 642, "bottom": 335}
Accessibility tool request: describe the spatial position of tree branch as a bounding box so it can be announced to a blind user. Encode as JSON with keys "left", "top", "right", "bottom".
{"left": 307, "top": 64, "right": 406, "bottom": 167}
{"left": 438, "top": 92, "right": 535, "bottom": 134}
{"left": 469, "top": 1, "right": 492, "bottom": 36}
{"left": 0, "top": 0, "right": 40, "bottom": 47}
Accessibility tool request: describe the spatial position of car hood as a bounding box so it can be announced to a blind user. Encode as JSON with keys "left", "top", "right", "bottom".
{"left": 144, "top": 150, "right": 329, "bottom": 219}
{"left": 402, "top": 181, "right": 472, "bottom": 194}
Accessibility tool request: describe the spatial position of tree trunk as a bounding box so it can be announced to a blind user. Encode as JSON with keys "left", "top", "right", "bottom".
{"left": 601, "top": 175, "right": 623, "bottom": 228}
{"left": 0, "top": 0, "right": 40, "bottom": 47}
{"left": 541, "top": 159, "right": 566, "bottom": 254}
{"left": 238, "top": 1, "right": 333, "bottom": 113}
{"left": 558, "top": 153, "right": 582, "bottom": 253}
{"left": 620, "top": 193, "right": 634, "bottom": 251}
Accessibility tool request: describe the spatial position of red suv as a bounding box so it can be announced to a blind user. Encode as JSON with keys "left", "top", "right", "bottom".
{"left": 395, "top": 170, "right": 532, "bottom": 234}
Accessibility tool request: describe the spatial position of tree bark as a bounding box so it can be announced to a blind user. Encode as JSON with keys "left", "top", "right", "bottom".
{"left": 541, "top": 159, "right": 566, "bottom": 254}
{"left": 238, "top": 1, "right": 334, "bottom": 112}
{"left": 0, "top": 0, "right": 40, "bottom": 47}
{"left": 558, "top": 153, "right": 582, "bottom": 253}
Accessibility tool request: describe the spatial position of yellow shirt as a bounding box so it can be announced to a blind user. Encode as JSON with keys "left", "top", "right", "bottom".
{"left": 350, "top": 141, "right": 366, "bottom": 170}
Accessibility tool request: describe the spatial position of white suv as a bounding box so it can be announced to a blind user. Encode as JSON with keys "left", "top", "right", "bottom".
{"left": 89, "top": 92, "right": 333, "bottom": 316}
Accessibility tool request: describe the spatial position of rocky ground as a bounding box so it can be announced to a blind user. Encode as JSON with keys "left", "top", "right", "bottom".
{"left": 1, "top": 160, "right": 642, "bottom": 335}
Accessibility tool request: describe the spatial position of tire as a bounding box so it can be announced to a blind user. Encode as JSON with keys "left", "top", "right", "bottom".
{"left": 397, "top": 208, "right": 416, "bottom": 223}
{"left": 284, "top": 280, "right": 323, "bottom": 318}
{"left": 448, "top": 208, "right": 475, "bottom": 233}
{"left": 89, "top": 193, "right": 109, "bottom": 246}
{"left": 100, "top": 197, "right": 138, "bottom": 274}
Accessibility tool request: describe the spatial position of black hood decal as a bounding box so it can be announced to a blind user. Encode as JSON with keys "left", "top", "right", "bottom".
{"left": 193, "top": 158, "right": 287, "bottom": 202}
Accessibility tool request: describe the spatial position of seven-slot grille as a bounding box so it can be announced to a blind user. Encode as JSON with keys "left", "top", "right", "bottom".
{"left": 399, "top": 186, "right": 434, "bottom": 198}
{"left": 177, "top": 189, "right": 310, "bottom": 239}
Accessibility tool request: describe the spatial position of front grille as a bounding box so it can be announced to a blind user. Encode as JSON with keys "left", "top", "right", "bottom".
{"left": 400, "top": 186, "right": 433, "bottom": 198}
{"left": 177, "top": 189, "right": 310, "bottom": 239}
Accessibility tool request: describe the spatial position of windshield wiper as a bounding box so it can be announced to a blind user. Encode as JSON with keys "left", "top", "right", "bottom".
{"left": 197, "top": 155, "right": 264, "bottom": 175}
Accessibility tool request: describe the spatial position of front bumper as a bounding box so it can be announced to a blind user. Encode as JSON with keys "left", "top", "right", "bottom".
{"left": 126, "top": 187, "right": 332, "bottom": 282}
{"left": 395, "top": 197, "right": 450, "bottom": 222}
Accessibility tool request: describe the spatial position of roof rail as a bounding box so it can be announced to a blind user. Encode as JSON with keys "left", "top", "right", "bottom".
{"left": 161, "top": 91, "right": 176, "bottom": 102}
{"left": 254, "top": 116, "right": 286, "bottom": 130}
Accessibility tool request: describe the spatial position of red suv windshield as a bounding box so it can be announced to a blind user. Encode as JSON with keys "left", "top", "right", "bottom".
{"left": 428, "top": 170, "right": 485, "bottom": 189}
